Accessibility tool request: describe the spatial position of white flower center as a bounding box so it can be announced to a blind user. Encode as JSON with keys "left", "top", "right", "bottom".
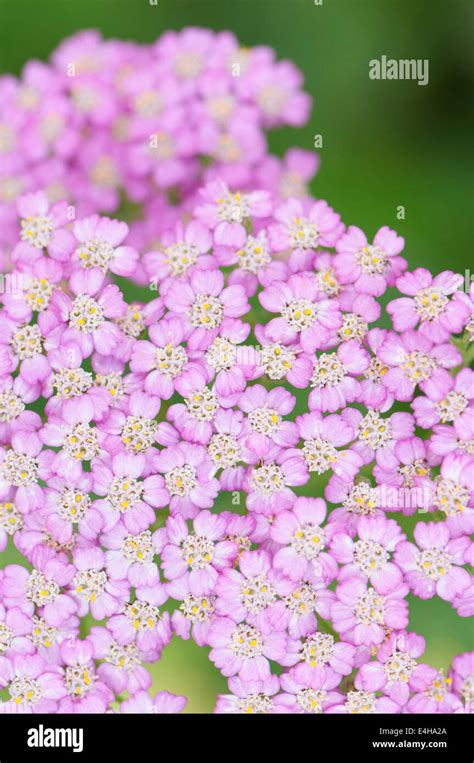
{"left": 355, "top": 245, "right": 388, "bottom": 275}
{"left": 27, "top": 570, "right": 60, "bottom": 605}
{"left": 260, "top": 343, "right": 295, "bottom": 379}
{"left": 416, "top": 548, "right": 453, "bottom": 581}
{"left": 121, "top": 530, "right": 154, "bottom": 564}
{"left": 107, "top": 477, "right": 143, "bottom": 513}
{"left": 2, "top": 451, "right": 38, "bottom": 486}
{"left": 282, "top": 298, "right": 318, "bottom": 331}
{"left": 241, "top": 575, "right": 276, "bottom": 613}
{"left": 358, "top": 410, "right": 392, "bottom": 450}
{"left": 216, "top": 192, "right": 250, "bottom": 223}
{"left": 250, "top": 463, "right": 285, "bottom": 495}
{"left": 106, "top": 642, "right": 141, "bottom": 670}
{"left": 20, "top": 215, "right": 54, "bottom": 249}
{"left": 76, "top": 238, "right": 114, "bottom": 271}
{"left": 301, "top": 633, "right": 335, "bottom": 667}
{"left": 238, "top": 694, "right": 274, "bottom": 714}
{"left": 189, "top": 294, "right": 223, "bottom": 329}
{"left": 344, "top": 482, "right": 379, "bottom": 516}
{"left": 69, "top": 294, "right": 104, "bottom": 332}
{"left": 353, "top": 539, "right": 389, "bottom": 575}
{"left": 0, "top": 501, "right": 23, "bottom": 534}
{"left": 303, "top": 437, "right": 338, "bottom": 474}
{"left": 125, "top": 600, "right": 161, "bottom": 631}
{"left": 208, "top": 433, "right": 241, "bottom": 468}
{"left": 297, "top": 688, "right": 327, "bottom": 714}
{"left": 95, "top": 372, "right": 125, "bottom": 401}
{"left": 230, "top": 624, "right": 263, "bottom": 658}
{"left": 315, "top": 268, "right": 340, "bottom": 297}
{"left": 398, "top": 458, "right": 429, "bottom": 487}
{"left": 291, "top": 524, "right": 326, "bottom": 560}
{"left": 185, "top": 387, "right": 218, "bottom": 421}
{"left": 346, "top": 690, "right": 376, "bottom": 714}
{"left": 180, "top": 594, "right": 215, "bottom": 623}
{"left": 205, "top": 337, "right": 237, "bottom": 371}
{"left": 163, "top": 242, "right": 198, "bottom": 276}
{"left": 25, "top": 277, "right": 53, "bottom": 311}
{"left": 248, "top": 407, "right": 281, "bottom": 435}
{"left": 30, "top": 616, "right": 58, "bottom": 649}
{"left": 53, "top": 367, "right": 93, "bottom": 399}
{"left": 165, "top": 465, "right": 197, "bottom": 497}
{"left": 401, "top": 351, "right": 436, "bottom": 383}
{"left": 64, "top": 423, "right": 99, "bottom": 461}
{"left": 289, "top": 217, "right": 319, "bottom": 250}
{"left": 354, "top": 588, "right": 386, "bottom": 625}
{"left": 73, "top": 570, "right": 107, "bottom": 602}
{"left": 117, "top": 306, "right": 144, "bottom": 338}
{"left": 384, "top": 651, "right": 417, "bottom": 683}
{"left": 180, "top": 534, "right": 214, "bottom": 569}
{"left": 434, "top": 477, "right": 469, "bottom": 516}
{"left": 311, "top": 354, "right": 346, "bottom": 388}
{"left": 0, "top": 622, "right": 13, "bottom": 653}
{"left": 364, "top": 357, "right": 389, "bottom": 384}
{"left": 9, "top": 675, "right": 42, "bottom": 705}
{"left": 415, "top": 288, "right": 448, "bottom": 322}
{"left": 236, "top": 234, "right": 271, "bottom": 273}
{"left": 121, "top": 416, "right": 157, "bottom": 452}
{"left": 11, "top": 324, "right": 43, "bottom": 359}
{"left": 57, "top": 488, "right": 91, "bottom": 522}
{"left": 338, "top": 313, "right": 368, "bottom": 342}
{"left": 434, "top": 391, "right": 468, "bottom": 423}
{"left": 0, "top": 390, "right": 25, "bottom": 422}
{"left": 65, "top": 663, "right": 97, "bottom": 697}
{"left": 283, "top": 581, "right": 318, "bottom": 615}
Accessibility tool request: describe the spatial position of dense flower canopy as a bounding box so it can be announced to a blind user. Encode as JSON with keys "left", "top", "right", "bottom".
{"left": 0, "top": 28, "right": 472, "bottom": 715}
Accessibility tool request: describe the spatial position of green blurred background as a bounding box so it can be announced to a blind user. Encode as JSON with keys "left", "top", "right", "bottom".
{"left": 0, "top": 0, "right": 472, "bottom": 712}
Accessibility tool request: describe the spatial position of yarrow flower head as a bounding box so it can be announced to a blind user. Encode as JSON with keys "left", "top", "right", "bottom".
{"left": 0, "top": 25, "right": 470, "bottom": 717}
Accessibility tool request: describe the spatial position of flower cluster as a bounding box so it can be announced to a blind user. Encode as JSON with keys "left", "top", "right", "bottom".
{"left": 0, "top": 28, "right": 472, "bottom": 716}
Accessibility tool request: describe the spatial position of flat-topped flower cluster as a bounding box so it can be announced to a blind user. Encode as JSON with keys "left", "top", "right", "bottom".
{"left": 0, "top": 28, "right": 472, "bottom": 715}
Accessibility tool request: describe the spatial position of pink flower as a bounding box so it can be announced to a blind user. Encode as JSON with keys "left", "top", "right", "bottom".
{"left": 331, "top": 574, "right": 409, "bottom": 646}
{"left": 207, "top": 613, "right": 288, "bottom": 681}
{"left": 195, "top": 179, "right": 272, "bottom": 248}
{"left": 91, "top": 451, "right": 168, "bottom": 534}
{"left": 239, "top": 384, "right": 298, "bottom": 458}
{"left": 163, "top": 268, "right": 249, "bottom": 349}
{"left": 259, "top": 273, "right": 342, "bottom": 352}
{"left": 394, "top": 521, "right": 470, "bottom": 602}
{"left": 0, "top": 653, "right": 66, "bottom": 713}
{"left": 355, "top": 630, "right": 428, "bottom": 707}
{"left": 214, "top": 674, "right": 282, "bottom": 713}
{"left": 120, "top": 689, "right": 187, "bottom": 714}
{"left": 411, "top": 368, "right": 473, "bottom": 429}
{"left": 155, "top": 443, "right": 219, "bottom": 519}
{"left": 72, "top": 215, "right": 138, "bottom": 276}
{"left": 13, "top": 190, "right": 74, "bottom": 263}
{"left": 388, "top": 269, "right": 469, "bottom": 343}
{"left": 268, "top": 198, "right": 344, "bottom": 252}
{"left": 57, "top": 637, "right": 114, "bottom": 713}
{"left": 406, "top": 669, "right": 463, "bottom": 714}
{"left": 215, "top": 549, "right": 292, "bottom": 624}
{"left": 142, "top": 220, "right": 213, "bottom": 291}
{"left": 331, "top": 516, "right": 405, "bottom": 592}
{"left": 161, "top": 511, "right": 237, "bottom": 595}
{"left": 243, "top": 446, "right": 308, "bottom": 515}
{"left": 377, "top": 329, "right": 461, "bottom": 402}
{"left": 271, "top": 497, "right": 338, "bottom": 583}
{"left": 334, "top": 225, "right": 406, "bottom": 296}
{"left": 106, "top": 584, "right": 172, "bottom": 658}
{"left": 306, "top": 340, "right": 370, "bottom": 412}
{"left": 46, "top": 267, "right": 126, "bottom": 357}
